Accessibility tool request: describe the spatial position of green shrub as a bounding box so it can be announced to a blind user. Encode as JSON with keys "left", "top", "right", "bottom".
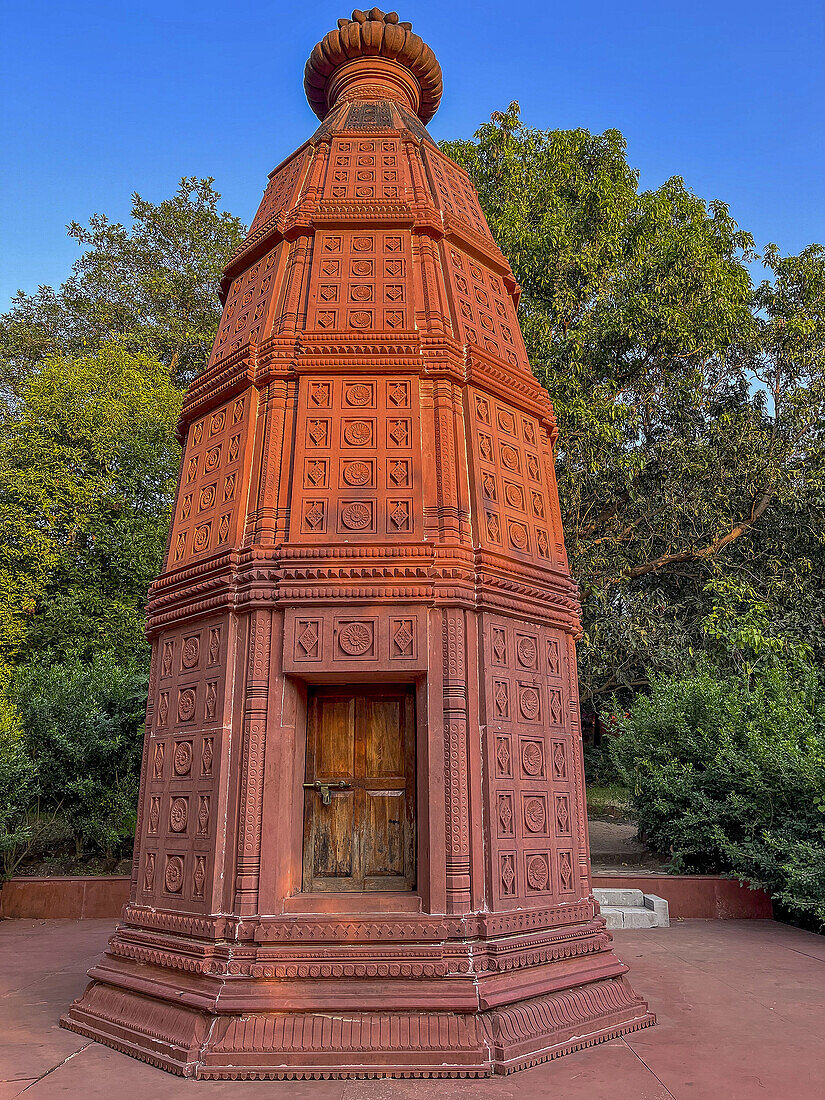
{"left": 610, "top": 664, "right": 825, "bottom": 928}
{"left": 11, "top": 653, "right": 146, "bottom": 858}
{"left": 0, "top": 686, "right": 37, "bottom": 878}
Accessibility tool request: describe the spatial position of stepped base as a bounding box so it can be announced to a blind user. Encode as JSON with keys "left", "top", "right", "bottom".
{"left": 62, "top": 975, "right": 654, "bottom": 1079}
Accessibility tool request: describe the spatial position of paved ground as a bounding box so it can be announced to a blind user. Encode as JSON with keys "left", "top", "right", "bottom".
{"left": 0, "top": 918, "right": 823, "bottom": 1098}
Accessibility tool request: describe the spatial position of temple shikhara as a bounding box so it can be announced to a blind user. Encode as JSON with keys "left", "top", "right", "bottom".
{"left": 63, "top": 8, "right": 653, "bottom": 1078}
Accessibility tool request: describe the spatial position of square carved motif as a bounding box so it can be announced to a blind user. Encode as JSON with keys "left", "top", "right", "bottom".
{"left": 302, "top": 500, "right": 326, "bottom": 533}
{"left": 387, "top": 458, "right": 410, "bottom": 486}
{"left": 495, "top": 735, "right": 512, "bottom": 778}
{"left": 500, "top": 853, "right": 517, "bottom": 896}
{"left": 336, "top": 620, "right": 376, "bottom": 659}
{"left": 390, "top": 618, "right": 415, "bottom": 658}
{"left": 522, "top": 793, "right": 549, "bottom": 837}
{"left": 295, "top": 619, "right": 321, "bottom": 660}
{"left": 491, "top": 625, "right": 507, "bottom": 665}
{"left": 386, "top": 380, "right": 409, "bottom": 407}
{"left": 519, "top": 738, "right": 545, "bottom": 779}
{"left": 340, "top": 458, "right": 374, "bottom": 489}
{"left": 304, "top": 458, "right": 328, "bottom": 489}
{"left": 344, "top": 382, "right": 374, "bottom": 408}
{"left": 387, "top": 499, "right": 411, "bottom": 531}
{"left": 307, "top": 418, "right": 330, "bottom": 447}
{"left": 518, "top": 685, "right": 541, "bottom": 722}
{"left": 339, "top": 500, "right": 375, "bottom": 533}
{"left": 342, "top": 419, "right": 374, "bottom": 448}
{"left": 515, "top": 634, "right": 538, "bottom": 669}
{"left": 525, "top": 853, "right": 551, "bottom": 893}
{"left": 493, "top": 679, "right": 509, "bottom": 720}
{"left": 548, "top": 687, "right": 564, "bottom": 726}
{"left": 387, "top": 419, "right": 411, "bottom": 448}
{"left": 497, "top": 793, "right": 514, "bottom": 837}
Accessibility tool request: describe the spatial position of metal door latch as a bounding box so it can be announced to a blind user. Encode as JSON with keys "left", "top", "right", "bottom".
{"left": 303, "top": 780, "right": 350, "bottom": 806}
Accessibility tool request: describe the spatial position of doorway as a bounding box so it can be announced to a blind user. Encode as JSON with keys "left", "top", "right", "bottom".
{"left": 302, "top": 686, "right": 416, "bottom": 892}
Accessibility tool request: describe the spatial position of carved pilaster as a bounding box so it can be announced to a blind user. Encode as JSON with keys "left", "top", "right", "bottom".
{"left": 234, "top": 608, "right": 273, "bottom": 915}
{"left": 442, "top": 607, "right": 471, "bottom": 912}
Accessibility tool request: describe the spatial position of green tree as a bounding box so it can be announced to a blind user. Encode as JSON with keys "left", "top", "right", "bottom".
{"left": 443, "top": 105, "right": 825, "bottom": 708}
{"left": 0, "top": 341, "right": 182, "bottom": 666}
{"left": 11, "top": 653, "right": 147, "bottom": 857}
{"left": 0, "top": 177, "right": 245, "bottom": 391}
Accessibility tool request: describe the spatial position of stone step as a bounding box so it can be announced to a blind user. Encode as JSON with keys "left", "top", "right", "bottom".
{"left": 594, "top": 888, "right": 670, "bottom": 930}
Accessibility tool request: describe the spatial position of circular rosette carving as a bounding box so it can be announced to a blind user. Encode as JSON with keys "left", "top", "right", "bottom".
{"left": 199, "top": 485, "right": 216, "bottom": 510}
{"left": 510, "top": 523, "right": 529, "bottom": 550}
{"left": 526, "top": 855, "right": 549, "bottom": 891}
{"left": 517, "top": 637, "right": 537, "bottom": 667}
{"left": 181, "top": 637, "right": 200, "bottom": 669}
{"left": 344, "top": 420, "right": 372, "bottom": 446}
{"left": 350, "top": 285, "right": 372, "bottom": 302}
{"left": 341, "top": 502, "right": 372, "bottom": 530}
{"left": 165, "top": 856, "right": 184, "bottom": 893}
{"left": 521, "top": 741, "right": 543, "bottom": 776}
{"left": 346, "top": 384, "right": 372, "bottom": 406}
{"left": 519, "top": 687, "right": 540, "bottom": 721}
{"left": 524, "top": 797, "right": 546, "bottom": 833}
{"left": 174, "top": 741, "right": 193, "bottom": 775}
{"left": 169, "top": 797, "right": 188, "bottom": 833}
{"left": 501, "top": 445, "right": 519, "bottom": 471}
{"left": 343, "top": 461, "right": 371, "bottom": 486}
{"left": 339, "top": 622, "right": 373, "bottom": 655}
{"left": 177, "top": 689, "right": 197, "bottom": 723}
{"left": 349, "top": 311, "right": 372, "bottom": 328}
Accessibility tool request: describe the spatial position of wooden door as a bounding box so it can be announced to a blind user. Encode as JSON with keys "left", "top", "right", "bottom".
{"left": 302, "top": 686, "right": 416, "bottom": 892}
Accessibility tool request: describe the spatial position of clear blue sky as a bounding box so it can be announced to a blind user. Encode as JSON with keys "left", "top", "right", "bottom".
{"left": 2, "top": 1, "right": 823, "bottom": 311}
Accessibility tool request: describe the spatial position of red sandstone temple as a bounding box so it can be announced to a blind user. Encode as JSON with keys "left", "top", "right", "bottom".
{"left": 63, "top": 8, "right": 653, "bottom": 1078}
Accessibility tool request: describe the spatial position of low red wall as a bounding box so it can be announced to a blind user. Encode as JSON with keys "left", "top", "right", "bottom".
{"left": 1, "top": 873, "right": 772, "bottom": 921}
{"left": 0, "top": 876, "right": 131, "bottom": 919}
{"left": 592, "top": 874, "right": 773, "bottom": 919}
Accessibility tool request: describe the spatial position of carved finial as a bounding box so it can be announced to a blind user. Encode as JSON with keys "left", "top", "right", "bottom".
{"left": 304, "top": 10, "right": 442, "bottom": 124}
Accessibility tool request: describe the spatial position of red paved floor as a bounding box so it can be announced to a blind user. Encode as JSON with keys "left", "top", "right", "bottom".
{"left": 0, "top": 918, "right": 822, "bottom": 1098}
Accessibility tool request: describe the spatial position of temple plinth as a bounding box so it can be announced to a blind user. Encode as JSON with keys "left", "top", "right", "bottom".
{"left": 62, "top": 8, "right": 654, "bottom": 1078}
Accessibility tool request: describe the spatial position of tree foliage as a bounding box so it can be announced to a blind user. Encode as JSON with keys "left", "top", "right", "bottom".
{"left": 610, "top": 664, "right": 825, "bottom": 928}
{"left": 0, "top": 342, "right": 182, "bottom": 665}
{"left": 443, "top": 104, "right": 825, "bottom": 708}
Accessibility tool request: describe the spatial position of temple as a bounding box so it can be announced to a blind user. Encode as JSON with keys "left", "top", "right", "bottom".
{"left": 62, "top": 8, "right": 653, "bottom": 1078}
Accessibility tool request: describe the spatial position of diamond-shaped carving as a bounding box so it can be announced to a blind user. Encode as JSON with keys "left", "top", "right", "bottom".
{"left": 304, "top": 503, "right": 324, "bottom": 530}
{"left": 388, "top": 383, "right": 407, "bottom": 406}
{"left": 389, "top": 420, "right": 408, "bottom": 445}
{"left": 309, "top": 420, "right": 327, "bottom": 445}
{"left": 298, "top": 623, "right": 319, "bottom": 655}
{"left": 494, "top": 682, "right": 508, "bottom": 717}
{"left": 392, "top": 622, "right": 413, "bottom": 655}
{"left": 390, "top": 460, "right": 408, "bottom": 485}
{"left": 307, "top": 461, "right": 325, "bottom": 486}
{"left": 390, "top": 502, "right": 409, "bottom": 529}
{"left": 496, "top": 737, "right": 511, "bottom": 775}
